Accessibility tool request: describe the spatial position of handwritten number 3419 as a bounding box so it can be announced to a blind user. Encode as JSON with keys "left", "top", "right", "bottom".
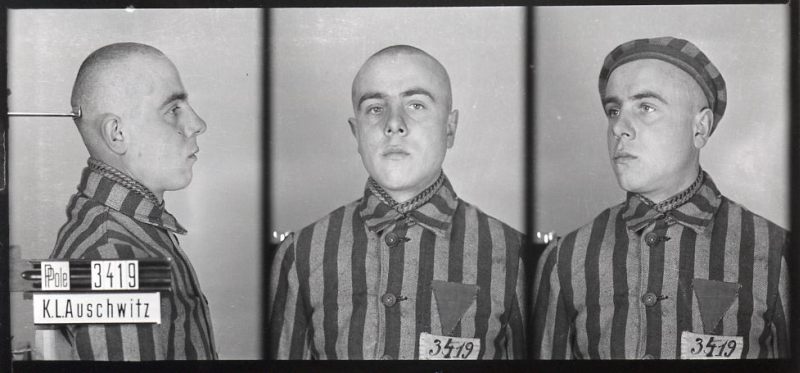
{"left": 428, "top": 338, "right": 475, "bottom": 358}
{"left": 690, "top": 336, "right": 737, "bottom": 357}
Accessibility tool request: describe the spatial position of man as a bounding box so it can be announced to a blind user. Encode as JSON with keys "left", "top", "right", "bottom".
{"left": 533, "top": 37, "right": 789, "bottom": 359}
{"left": 269, "top": 45, "right": 526, "bottom": 360}
{"left": 36, "top": 43, "right": 216, "bottom": 360}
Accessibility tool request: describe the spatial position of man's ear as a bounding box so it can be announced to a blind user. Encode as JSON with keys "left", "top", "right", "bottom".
{"left": 348, "top": 117, "right": 358, "bottom": 138}
{"left": 100, "top": 114, "right": 127, "bottom": 154}
{"left": 693, "top": 107, "right": 713, "bottom": 149}
{"left": 446, "top": 109, "right": 459, "bottom": 148}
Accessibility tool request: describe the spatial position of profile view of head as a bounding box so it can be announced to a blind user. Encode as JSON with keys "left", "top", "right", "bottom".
{"left": 348, "top": 45, "right": 458, "bottom": 203}
{"left": 71, "top": 42, "right": 207, "bottom": 202}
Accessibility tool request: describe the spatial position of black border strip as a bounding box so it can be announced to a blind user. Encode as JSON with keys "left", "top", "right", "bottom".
{"left": 789, "top": 0, "right": 799, "bottom": 371}
{"left": 525, "top": 5, "right": 536, "bottom": 360}
{"left": 1, "top": 7, "right": 10, "bottom": 373}
{"left": 262, "top": 7, "right": 272, "bottom": 361}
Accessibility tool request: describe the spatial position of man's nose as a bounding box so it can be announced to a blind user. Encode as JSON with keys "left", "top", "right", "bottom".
{"left": 384, "top": 106, "right": 407, "bottom": 136}
{"left": 181, "top": 105, "right": 207, "bottom": 137}
{"left": 611, "top": 110, "right": 634, "bottom": 140}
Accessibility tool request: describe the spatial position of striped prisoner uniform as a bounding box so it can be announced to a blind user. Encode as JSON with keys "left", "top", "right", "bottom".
{"left": 37, "top": 162, "right": 217, "bottom": 360}
{"left": 269, "top": 174, "right": 526, "bottom": 359}
{"left": 533, "top": 171, "right": 789, "bottom": 359}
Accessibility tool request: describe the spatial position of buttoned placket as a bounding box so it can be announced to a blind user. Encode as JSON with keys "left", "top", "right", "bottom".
{"left": 636, "top": 218, "right": 671, "bottom": 359}
{"left": 370, "top": 228, "right": 386, "bottom": 359}
{"left": 632, "top": 224, "right": 648, "bottom": 358}
{"left": 372, "top": 219, "right": 410, "bottom": 360}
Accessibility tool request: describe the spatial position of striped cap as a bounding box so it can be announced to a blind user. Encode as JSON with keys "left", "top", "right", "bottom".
{"left": 598, "top": 37, "right": 727, "bottom": 135}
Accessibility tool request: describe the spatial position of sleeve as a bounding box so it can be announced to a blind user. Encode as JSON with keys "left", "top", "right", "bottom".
{"left": 532, "top": 239, "right": 573, "bottom": 359}
{"left": 504, "top": 254, "right": 527, "bottom": 359}
{"left": 268, "top": 233, "right": 311, "bottom": 359}
{"left": 34, "top": 326, "right": 75, "bottom": 360}
{"left": 66, "top": 322, "right": 163, "bottom": 360}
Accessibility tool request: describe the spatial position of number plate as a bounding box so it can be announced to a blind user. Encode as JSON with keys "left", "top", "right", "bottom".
{"left": 418, "top": 332, "right": 480, "bottom": 360}
{"left": 91, "top": 260, "right": 139, "bottom": 290}
{"left": 33, "top": 292, "right": 160, "bottom": 324}
{"left": 680, "top": 331, "right": 743, "bottom": 359}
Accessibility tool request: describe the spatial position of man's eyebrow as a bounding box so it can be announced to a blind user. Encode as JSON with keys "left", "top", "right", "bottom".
{"left": 602, "top": 91, "right": 669, "bottom": 107}
{"left": 630, "top": 90, "right": 668, "bottom": 104}
{"left": 357, "top": 92, "right": 386, "bottom": 108}
{"left": 401, "top": 88, "right": 435, "bottom": 102}
{"left": 161, "top": 92, "right": 188, "bottom": 108}
{"left": 601, "top": 95, "right": 621, "bottom": 107}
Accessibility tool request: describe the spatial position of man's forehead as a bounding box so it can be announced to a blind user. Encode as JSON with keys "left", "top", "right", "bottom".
{"left": 359, "top": 53, "right": 442, "bottom": 83}
{"left": 605, "top": 59, "right": 700, "bottom": 96}
{"left": 352, "top": 52, "right": 448, "bottom": 102}
{"left": 134, "top": 56, "right": 183, "bottom": 87}
{"left": 105, "top": 56, "right": 185, "bottom": 109}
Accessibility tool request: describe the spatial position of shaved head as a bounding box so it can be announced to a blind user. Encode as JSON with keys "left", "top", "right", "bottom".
{"left": 71, "top": 43, "right": 180, "bottom": 159}
{"left": 69, "top": 42, "right": 206, "bottom": 200}
{"left": 351, "top": 45, "right": 453, "bottom": 112}
{"left": 347, "top": 45, "right": 458, "bottom": 202}
{"left": 72, "top": 43, "right": 171, "bottom": 124}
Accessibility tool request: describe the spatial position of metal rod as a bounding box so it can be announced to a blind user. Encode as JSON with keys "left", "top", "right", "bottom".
{"left": 22, "top": 271, "right": 171, "bottom": 281}
{"left": 8, "top": 107, "right": 81, "bottom": 118}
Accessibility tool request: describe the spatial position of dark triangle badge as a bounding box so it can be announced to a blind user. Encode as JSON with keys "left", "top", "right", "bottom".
{"left": 431, "top": 280, "right": 479, "bottom": 336}
{"left": 693, "top": 278, "right": 741, "bottom": 334}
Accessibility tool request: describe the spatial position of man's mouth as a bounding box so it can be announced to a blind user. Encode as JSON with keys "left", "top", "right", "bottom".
{"left": 613, "top": 151, "right": 636, "bottom": 162}
{"left": 382, "top": 147, "right": 410, "bottom": 159}
{"left": 189, "top": 149, "right": 199, "bottom": 160}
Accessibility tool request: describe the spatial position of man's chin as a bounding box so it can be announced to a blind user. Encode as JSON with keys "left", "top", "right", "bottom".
{"left": 615, "top": 175, "right": 642, "bottom": 194}
{"left": 163, "top": 175, "right": 193, "bottom": 193}
{"left": 372, "top": 178, "right": 412, "bottom": 193}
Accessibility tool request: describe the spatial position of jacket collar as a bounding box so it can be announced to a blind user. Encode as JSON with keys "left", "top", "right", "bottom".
{"left": 78, "top": 166, "right": 187, "bottom": 234}
{"left": 358, "top": 173, "right": 459, "bottom": 236}
{"left": 621, "top": 170, "right": 721, "bottom": 233}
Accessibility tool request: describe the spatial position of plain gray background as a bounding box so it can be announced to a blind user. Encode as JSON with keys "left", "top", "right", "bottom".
{"left": 535, "top": 5, "right": 789, "bottom": 236}
{"left": 271, "top": 8, "right": 526, "bottom": 236}
{"left": 8, "top": 9, "right": 262, "bottom": 359}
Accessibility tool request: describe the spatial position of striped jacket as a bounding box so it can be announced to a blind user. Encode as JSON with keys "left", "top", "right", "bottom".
{"left": 38, "top": 166, "right": 217, "bottom": 360}
{"left": 269, "top": 175, "right": 526, "bottom": 359}
{"left": 533, "top": 172, "right": 789, "bottom": 359}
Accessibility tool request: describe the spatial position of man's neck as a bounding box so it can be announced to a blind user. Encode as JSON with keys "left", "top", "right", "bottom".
{"left": 368, "top": 171, "right": 445, "bottom": 215}
{"left": 384, "top": 174, "right": 441, "bottom": 204}
{"left": 640, "top": 165, "right": 701, "bottom": 203}
{"left": 88, "top": 157, "right": 164, "bottom": 205}
{"left": 386, "top": 190, "right": 418, "bottom": 204}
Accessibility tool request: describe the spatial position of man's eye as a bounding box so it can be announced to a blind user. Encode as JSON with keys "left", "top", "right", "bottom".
{"left": 367, "top": 106, "right": 383, "bottom": 115}
{"left": 409, "top": 103, "right": 424, "bottom": 110}
{"left": 168, "top": 105, "right": 181, "bottom": 115}
{"left": 641, "top": 104, "right": 655, "bottom": 113}
{"left": 606, "top": 108, "right": 620, "bottom": 117}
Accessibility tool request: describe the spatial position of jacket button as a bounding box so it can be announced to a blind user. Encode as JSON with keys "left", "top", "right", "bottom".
{"left": 385, "top": 232, "right": 399, "bottom": 247}
{"left": 381, "top": 293, "right": 397, "bottom": 307}
{"left": 641, "top": 292, "right": 658, "bottom": 307}
{"left": 644, "top": 232, "right": 659, "bottom": 247}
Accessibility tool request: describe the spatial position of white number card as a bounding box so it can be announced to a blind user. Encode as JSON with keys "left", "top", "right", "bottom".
{"left": 33, "top": 292, "right": 160, "bottom": 324}
{"left": 91, "top": 260, "right": 139, "bottom": 290}
{"left": 418, "top": 332, "right": 480, "bottom": 360}
{"left": 680, "top": 331, "right": 743, "bottom": 359}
